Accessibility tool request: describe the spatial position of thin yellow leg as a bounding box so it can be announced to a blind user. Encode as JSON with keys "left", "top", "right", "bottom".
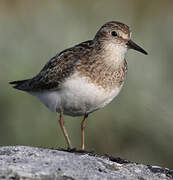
{"left": 81, "top": 114, "right": 88, "bottom": 150}
{"left": 58, "top": 110, "right": 72, "bottom": 149}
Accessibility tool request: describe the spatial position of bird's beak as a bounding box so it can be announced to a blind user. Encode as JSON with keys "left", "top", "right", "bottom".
{"left": 126, "top": 40, "right": 148, "bottom": 55}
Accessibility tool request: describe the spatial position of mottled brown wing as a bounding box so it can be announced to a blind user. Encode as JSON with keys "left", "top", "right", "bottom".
{"left": 11, "top": 40, "right": 93, "bottom": 91}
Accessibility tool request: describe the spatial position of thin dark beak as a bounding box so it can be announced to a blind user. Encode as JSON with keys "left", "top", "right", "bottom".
{"left": 126, "top": 40, "right": 148, "bottom": 55}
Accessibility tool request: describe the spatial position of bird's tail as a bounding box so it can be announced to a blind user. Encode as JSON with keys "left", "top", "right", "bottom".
{"left": 9, "top": 79, "right": 30, "bottom": 91}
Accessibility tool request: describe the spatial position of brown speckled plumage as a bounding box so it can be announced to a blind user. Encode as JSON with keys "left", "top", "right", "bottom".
{"left": 9, "top": 21, "right": 147, "bottom": 150}
{"left": 76, "top": 50, "right": 127, "bottom": 91}
{"left": 10, "top": 21, "right": 129, "bottom": 92}
{"left": 11, "top": 40, "right": 94, "bottom": 91}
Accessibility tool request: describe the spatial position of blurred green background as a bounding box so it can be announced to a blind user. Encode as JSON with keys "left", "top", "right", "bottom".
{"left": 1, "top": 0, "right": 173, "bottom": 168}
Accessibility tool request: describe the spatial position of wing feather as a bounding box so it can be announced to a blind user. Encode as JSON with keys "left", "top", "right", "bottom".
{"left": 9, "top": 40, "right": 93, "bottom": 92}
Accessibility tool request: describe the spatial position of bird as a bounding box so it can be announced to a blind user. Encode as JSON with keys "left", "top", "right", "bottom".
{"left": 10, "top": 21, "right": 148, "bottom": 150}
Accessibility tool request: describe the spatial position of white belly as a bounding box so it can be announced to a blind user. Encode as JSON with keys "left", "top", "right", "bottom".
{"left": 31, "top": 76, "right": 123, "bottom": 116}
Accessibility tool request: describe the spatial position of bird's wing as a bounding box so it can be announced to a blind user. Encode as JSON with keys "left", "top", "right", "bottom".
{"left": 10, "top": 40, "right": 93, "bottom": 91}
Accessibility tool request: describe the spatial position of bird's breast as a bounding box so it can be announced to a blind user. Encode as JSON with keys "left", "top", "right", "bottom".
{"left": 58, "top": 75, "right": 124, "bottom": 116}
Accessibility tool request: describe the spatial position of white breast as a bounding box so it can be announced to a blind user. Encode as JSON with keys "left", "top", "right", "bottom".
{"left": 30, "top": 76, "right": 123, "bottom": 116}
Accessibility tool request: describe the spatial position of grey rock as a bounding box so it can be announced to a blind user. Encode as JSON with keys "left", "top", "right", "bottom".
{"left": 0, "top": 146, "right": 172, "bottom": 180}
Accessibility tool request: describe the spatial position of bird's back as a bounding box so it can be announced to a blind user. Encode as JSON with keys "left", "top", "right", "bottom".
{"left": 10, "top": 40, "right": 94, "bottom": 92}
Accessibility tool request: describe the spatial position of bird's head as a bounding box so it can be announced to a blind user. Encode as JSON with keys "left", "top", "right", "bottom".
{"left": 94, "top": 21, "right": 148, "bottom": 55}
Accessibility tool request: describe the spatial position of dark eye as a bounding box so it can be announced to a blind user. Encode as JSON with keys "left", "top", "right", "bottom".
{"left": 111, "top": 31, "right": 117, "bottom": 37}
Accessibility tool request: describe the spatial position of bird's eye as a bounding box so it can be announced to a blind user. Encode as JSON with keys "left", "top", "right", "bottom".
{"left": 111, "top": 31, "right": 118, "bottom": 37}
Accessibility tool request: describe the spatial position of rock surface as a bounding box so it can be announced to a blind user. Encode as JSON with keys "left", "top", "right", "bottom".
{"left": 0, "top": 146, "right": 172, "bottom": 180}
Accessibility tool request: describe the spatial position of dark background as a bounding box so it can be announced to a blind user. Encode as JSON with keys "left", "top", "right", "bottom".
{"left": 1, "top": 0, "right": 173, "bottom": 168}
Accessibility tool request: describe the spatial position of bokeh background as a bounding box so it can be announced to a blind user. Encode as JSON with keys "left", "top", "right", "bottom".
{"left": 1, "top": 0, "right": 173, "bottom": 168}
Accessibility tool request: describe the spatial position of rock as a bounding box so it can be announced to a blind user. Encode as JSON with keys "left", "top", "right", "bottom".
{"left": 0, "top": 146, "right": 172, "bottom": 180}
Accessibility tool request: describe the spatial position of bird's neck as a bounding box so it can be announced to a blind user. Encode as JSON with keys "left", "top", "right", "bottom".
{"left": 76, "top": 41, "right": 128, "bottom": 91}
{"left": 95, "top": 41, "right": 127, "bottom": 68}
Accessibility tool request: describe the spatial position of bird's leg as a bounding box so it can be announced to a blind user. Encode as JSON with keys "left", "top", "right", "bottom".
{"left": 81, "top": 114, "right": 88, "bottom": 150}
{"left": 58, "top": 109, "right": 72, "bottom": 149}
